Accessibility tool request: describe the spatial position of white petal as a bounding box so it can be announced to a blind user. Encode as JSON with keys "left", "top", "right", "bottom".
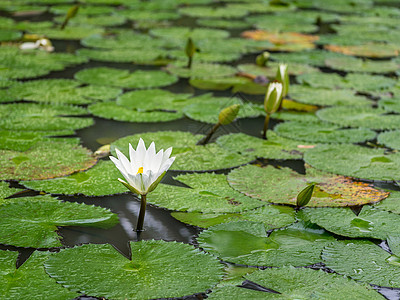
{"left": 159, "top": 156, "right": 175, "bottom": 174}
{"left": 161, "top": 147, "right": 173, "bottom": 164}
{"left": 143, "top": 141, "right": 156, "bottom": 171}
{"left": 150, "top": 150, "right": 164, "bottom": 173}
{"left": 136, "top": 138, "right": 147, "bottom": 165}
{"left": 128, "top": 143, "right": 136, "bottom": 170}
{"left": 115, "top": 148, "right": 133, "bottom": 175}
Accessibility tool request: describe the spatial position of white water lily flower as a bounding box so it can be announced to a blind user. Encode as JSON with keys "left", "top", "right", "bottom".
{"left": 110, "top": 138, "right": 175, "bottom": 195}
{"left": 264, "top": 82, "right": 283, "bottom": 114}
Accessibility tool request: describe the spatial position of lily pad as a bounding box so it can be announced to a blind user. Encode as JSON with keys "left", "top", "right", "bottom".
{"left": 208, "top": 267, "right": 383, "bottom": 299}
{"left": 183, "top": 94, "right": 264, "bottom": 124}
{"left": 0, "top": 181, "right": 22, "bottom": 202}
{"left": 299, "top": 205, "right": 400, "bottom": 240}
{"left": 0, "top": 195, "right": 118, "bottom": 248}
{"left": 289, "top": 85, "right": 372, "bottom": 106}
{"left": 76, "top": 48, "right": 167, "bottom": 64}
{"left": 45, "top": 241, "right": 223, "bottom": 299}
{"left": 271, "top": 111, "right": 320, "bottom": 123}
{"left": 111, "top": 131, "right": 255, "bottom": 171}
{"left": 172, "top": 204, "right": 295, "bottom": 228}
{"left": 196, "top": 18, "right": 249, "bottom": 29}
{"left": 316, "top": 106, "right": 400, "bottom": 130}
{"left": 22, "top": 160, "right": 126, "bottom": 197}
{"left": 324, "top": 43, "right": 399, "bottom": 58}
{"left": 179, "top": 5, "right": 249, "bottom": 18}
{"left": 304, "top": 144, "right": 400, "bottom": 181}
{"left": 377, "top": 130, "right": 400, "bottom": 150}
{"left": 246, "top": 13, "right": 318, "bottom": 33}
{"left": 30, "top": 26, "right": 104, "bottom": 40}
{"left": 271, "top": 50, "right": 344, "bottom": 67}
{"left": 190, "top": 76, "right": 267, "bottom": 95}
{"left": 227, "top": 164, "right": 388, "bottom": 207}
{"left": 0, "top": 103, "right": 93, "bottom": 132}
{"left": 53, "top": 14, "right": 126, "bottom": 27}
{"left": 0, "top": 29, "right": 21, "bottom": 41}
{"left": 148, "top": 173, "right": 265, "bottom": 213}
{"left": 238, "top": 62, "right": 317, "bottom": 78}
{"left": 166, "top": 62, "right": 237, "bottom": 79}
{"left": 0, "top": 140, "right": 97, "bottom": 180}
{"left": 322, "top": 240, "right": 400, "bottom": 287}
{"left": 150, "top": 27, "right": 230, "bottom": 44}
{"left": 216, "top": 132, "right": 312, "bottom": 160}
{"left": 50, "top": 5, "right": 114, "bottom": 15}
{"left": 325, "top": 56, "right": 400, "bottom": 74}
{"left": 197, "top": 221, "right": 334, "bottom": 267}
{"left": 5, "top": 79, "right": 122, "bottom": 105}
{"left": 374, "top": 191, "right": 400, "bottom": 214}
{"left": 75, "top": 67, "right": 178, "bottom": 89}
{"left": 274, "top": 121, "right": 376, "bottom": 144}
{"left": 0, "top": 250, "right": 79, "bottom": 299}
{"left": 379, "top": 96, "right": 400, "bottom": 113}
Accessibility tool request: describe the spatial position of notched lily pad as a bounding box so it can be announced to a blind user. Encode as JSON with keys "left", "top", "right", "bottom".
{"left": 304, "top": 144, "right": 400, "bottom": 181}
{"left": 0, "top": 250, "right": 79, "bottom": 299}
{"left": 227, "top": 164, "right": 388, "bottom": 207}
{"left": 0, "top": 195, "right": 118, "bottom": 248}
{"left": 325, "top": 56, "right": 400, "bottom": 74}
{"left": 0, "top": 140, "right": 97, "bottom": 180}
{"left": 22, "top": 160, "right": 126, "bottom": 197}
{"left": 148, "top": 173, "right": 265, "bottom": 213}
{"left": 197, "top": 221, "right": 334, "bottom": 267}
{"left": 45, "top": 240, "right": 223, "bottom": 299}
{"left": 75, "top": 67, "right": 178, "bottom": 89}
{"left": 377, "top": 130, "right": 400, "bottom": 150}
{"left": 0, "top": 181, "right": 22, "bottom": 203}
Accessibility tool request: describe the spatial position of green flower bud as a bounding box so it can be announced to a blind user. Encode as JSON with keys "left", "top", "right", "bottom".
{"left": 256, "top": 51, "right": 270, "bottom": 66}
{"left": 296, "top": 184, "right": 315, "bottom": 207}
{"left": 219, "top": 104, "right": 240, "bottom": 125}
{"left": 185, "top": 37, "right": 195, "bottom": 58}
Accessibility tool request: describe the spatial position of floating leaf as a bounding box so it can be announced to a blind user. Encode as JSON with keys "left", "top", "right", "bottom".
{"left": 166, "top": 62, "right": 237, "bottom": 79}
{"left": 216, "top": 132, "right": 311, "bottom": 160}
{"left": 317, "top": 106, "right": 400, "bottom": 130}
{"left": 150, "top": 26, "right": 230, "bottom": 44}
{"left": 30, "top": 26, "right": 104, "bottom": 40}
{"left": 208, "top": 267, "right": 383, "bottom": 299}
{"left": 274, "top": 120, "right": 376, "bottom": 144}
{"left": 246, "top": 13, "right": 318, "bottom": 33}
{"left": 197, "top": 221, "right": 334, "bottom": 267}
{"left": 45, "top": 241, "right": 223, "bottom": 299}
{"left": 190, "top": 76, "right": 267, "bottom": 94}
{"left": 148, "top": 173, "right": 265, "bottom": 213}
{"left": 228, "top": 165, "right": 388, "bottom": 207}
{"left": 76, "top": 48, "right": 167, "bottom": 64}
{"left": 0, "top": 103, "right": 93, "bottom": 132}
{"left": 325, "top": 56, "right": 400, "bottom": 73}
{"left": 0, "top": 140, "right": 97, "bottom": 180}
{"left": 111, "top": 131, "right": 255, "bottom": 171}
{"left": 196, "top": 18, "right": 249, "bottom": 29}
{"left": 374, "top": 191, "right": 400, "bottom": 214}
{"left": 271, "top": 50, "right": 344, "bottom": 67}
{"left": 377, "top": 130, "right": 400, "bottom": 150}
{"left": 75, "top": 67, "right": 178, "bottom": 89}
{"left": 238, "top": 62, "right": 317, "bottom": 78}
{"left": 289, "top": 85, "right": 372, "bottom": 106}
{"left": 300, "top": 205, "right": 400, "bottom": 240}
{"left": 322, "top": 240, "right": 400, "bottom": 287}
{"left": 379, "top": 96, "right": 400, "bottom": 113}
{"left": 0, "top": 250, "right": 79, "bottom": 299}
{"left": 6, "top": 79, "right": 122, "bottom": 105}
{"left": 304, "top": 144, "right": 400, "bottom": 181}
{"left": 179, "top": 5, "right": 249, "bottom": 18}
{"left": 272, "top": 111, "right": 320, "bottom": 122}
{"left": 0, "top": 181, "right": 22, "bottom": 203}
{"left": 325, "top": 43, "right": 399, "bottom": 58}
{"left": 22, "top": 160, "right": 126, "bottom": 197}
{"left": 172, "top": 204, "right": 295, "bottom": 228}
{"left": 0, "top": 195, "right": 118, "bottom": 248}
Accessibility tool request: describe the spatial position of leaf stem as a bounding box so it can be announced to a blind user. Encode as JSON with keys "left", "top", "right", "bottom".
{"left": 136, "top": 194, "right": 147, "bottom": 232}
{"left": 262, "top": 113, "right": 270, "bottom": 139}
{"left": 196, "top": 123, "right": 221, "bottom": 145}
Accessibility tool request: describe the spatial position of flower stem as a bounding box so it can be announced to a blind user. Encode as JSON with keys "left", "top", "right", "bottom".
{"left": 197, "top": 123, "right": 221, "bottom": 145}
{"left": 262, "top": 113, "right": 270, "bottom": 139}
{"left": 136, "top": 194, "right": 147, "bottom": 232}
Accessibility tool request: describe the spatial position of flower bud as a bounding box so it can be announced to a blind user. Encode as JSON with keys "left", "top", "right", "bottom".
{"left": 276, "top": 63, "right": 289, "bottom": 97}
{"left": 256, "top": 51, "right": 270, "bottom": 66}
{"left": 218, "top": 104, "right": 240, "bottom": 125}
{"left": 185, "top": 37, "right": 195, "bottom": 58}
{"left": 296, "top": 184, "right": 315, "bottom": 207}
{"left": 264, "top": 82, "right": 283, "bottom": 114}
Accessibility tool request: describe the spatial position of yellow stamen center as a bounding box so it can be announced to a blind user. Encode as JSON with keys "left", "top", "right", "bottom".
{"left": 137, "top": 167, "right": 143, "bottom": 174}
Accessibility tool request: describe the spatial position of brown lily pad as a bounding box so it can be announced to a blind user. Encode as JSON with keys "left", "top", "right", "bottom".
{"left": 324, "top": 43, "right": 399, "bottom": 58}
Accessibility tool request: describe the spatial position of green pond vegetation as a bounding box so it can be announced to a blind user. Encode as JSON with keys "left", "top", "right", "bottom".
{"left": 0, "top": 0, "right": 400, "bottom": 299}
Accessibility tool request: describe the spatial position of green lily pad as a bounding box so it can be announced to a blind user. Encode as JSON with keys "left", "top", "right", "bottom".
{"left": 0, "top": 250, "right": 79, "bottom": 299}
{"left": 316, "top": 106, "right": 400, "bottom": 130}
{"left": 30, "top": 26, "right": 104, "bottom": 40}
{"left": 171, "top": 204, "right": 295, "bottom": 228}
{"left": 374, "top": 191, "right": 400, "bottom": 214}
{"left": 183, "top": 95, "right": 264, "bottom": 124}
{"left": 274, "top": 121, "right": 376, "bottom": 144}
{"left": 196, "top": 18, "right": 249, "bottom": 29}
{"left": 50, "top": 5, "right": 114, "bottom": 15}
{"left": 299, "top": 205, "right": 400, "bottom": 240}
{"left": 0, "top": 29, "right": 21, "bottom": 41}
{"left": 22, "top": 160, "right": 126, "bottom": 197}
{"left": 0, "top": 181, "right": 22, "bottom": 203}
{"left": 304, "top": 144, "right": 400, "bottom": 181}
{"left": 0, "top": 140, "right": 97, "bottom": 180}
{"left": 322, "top": 240, "right": 400, "bottom": 287}
{"left": 238, "top": 62, "right": 317, "bottom": 78}
{"left": 111, "top": 131, "right": 255, "bottom": 171}
{"left": 227, "top": 164, "right": 388, "bottom": 207}
{"left": 271, "top": 111, "right": 320, "bottom": 123}
{"left": 197, "top": 221, "right": 334, "bottom": 267}
{"left": 246, "top": 13, "right": 318, "bottom": 33}
{"left": 121, "top": 9, "right": 180, "bottom": 21}
{"left": 89, "top": 101, "right": 183, "bottom": 122}
{"left": 271, "top": 50, "right": 344, "bottom": 67}
{"left": 76, "top": 48, "right": 167, "bottom": 64}
{"left": 297, "top": 73, "right": 396, "bottom": 92}
{"left": 377, "top": 130, "right": 400, "bottom": 150}
{"left": 179, "top": 5, "right": 249, "bottom": 18}
{"left": 5, "top": 79, "right": 122, "bottom": 105}
{"left": 0, "top": 130, "right": 77, "bottom": 151}
{"left": 45, "top": 241, "right": 223, "bottom": 299}
{"left": 148, "top": 173, "right": 265, "bottom": 213}
{"left": 216, "top": 132, "right": 311, "bottom": 160}
{"left": 53, "top": 14, "right": 126, "bottom": 27}
{"left": 0, "top": 103, "right": 93, "bottom": 132}
{"left": 75, "top": 67, "right": 178, "bottom": 89}
{"left": 0, "top": 195, "right": 118, "bottom": 248}
{"left": 379, "top": 96, "right": 400, "bottom": 113}
{"left": 190, "top": 76, "right": 267, "bottom": 95}
{"left": 208, "top": 266, "right": 383, "bottom": 299}
{"left": 324, "top": 43, "right": 399, "bottom": 58}
{"left": 166, "top": 62, "right": 237, "bottom": 79}
{"left": 325, "top": 56, "right": 400, "bottom": 74}
{"left": 289, "top": 85, "right": 372, "bottom": 106}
